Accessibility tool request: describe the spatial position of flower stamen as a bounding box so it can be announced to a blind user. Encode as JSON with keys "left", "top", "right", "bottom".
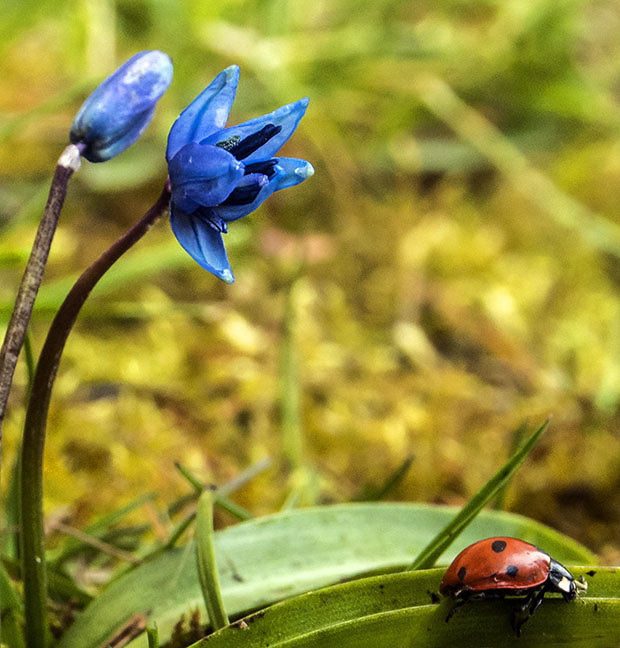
{"left": 245, "top": 159, "right": 278, "bottom": 179}
{"left": 215, "top": 135, "right": 242, "bottom": 151}
{"left": 227, "top": 124, "right": 282, "bottom": 160}
{"left": 220, "top": 174, "right": 269, "bottom": 206}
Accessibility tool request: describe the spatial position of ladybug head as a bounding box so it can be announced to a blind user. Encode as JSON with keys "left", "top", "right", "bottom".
{"left": 548, "top": 560, "right": 587, "bottom": 601}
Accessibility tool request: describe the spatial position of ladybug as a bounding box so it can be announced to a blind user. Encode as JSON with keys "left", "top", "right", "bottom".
{"left": 440, "top": 537, "right": 587, "bottom": 635}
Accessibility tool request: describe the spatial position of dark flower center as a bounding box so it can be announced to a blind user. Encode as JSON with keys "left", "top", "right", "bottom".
{"left": 219, "top": 160, "right": 279, "bottom": 207}
{"left": 220, "top": 187, "right": 258, "bottom": 207}
{"left": 220, "top": 176, "right": 267, "bottom": 207}
{"left": 216, "top": 124, "right": 282, "bottom": 160}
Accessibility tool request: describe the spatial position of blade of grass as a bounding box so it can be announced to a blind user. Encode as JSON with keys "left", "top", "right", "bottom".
{"left": 218, "top": 457, "right": 272, "bottom": 497}
{"left": 402, "top": 73, "right": 620, "bottom": 259}
{"left": 215, "top": 498, "right": 252, "bottom": 522}
{"left": 493, "top": 422, "right": 528, "bottom": 510}
{"left": 280, "top": 279, "right": 317, "bottom": 507}
{"left": 47, "top": 520, "right": 141, "bottom": 565}
{"left": 353, "top": 455, "right": 414, "bottom": 501}
{"left": 409, "top": 419, "right": 549, "bottom": 570}
{"left": 162, "top": 512, "right": 196, "bottom": 552}
{"left": 168, "top": 457, "right": 270, "bottom": 519}
{"left": 175, "top": 462, "right": 203, "bottom": 493}
{"left": 146, "top": 625, "right": 159, "bottom": 648}
{"left": 195, "top": 488, "right": 229, "bottom": 631}
{"left": 2, "top": 557, "right": 92, "bottom": 606}
{"left": 3, "top": 451, "right": 21, "bottom": 561}
{"left": 174, "top": 462, "right": 253, "bottom": 522}
{"left": 0, "top": 562, "right": 25, "bottom": 648}
{"left": 50, "top": 493, "right": 155, "bottom": 567}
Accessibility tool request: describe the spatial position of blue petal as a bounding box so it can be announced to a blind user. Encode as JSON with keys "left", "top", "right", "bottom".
{"left": 212, "top": 157, "right": 312, "bottom": 223}
{"left": 271, "top": 157, "right": 315, "bottom": 189}
{"left": 166, "top": 66, "right": 239, "bottom": 162}
{"left": 211, "top": 170, "right": 282, "bottom": 223}
{"left": 201, "top": 97, "right": 309, "bottom": 164}
{"left": 170, "top": 205, "right": 234, "bottom": 283}
{"left": 168, "top": 142, "right": 245, "bottom": 213}
{"left": 70, "top": 50, "right": 173, "bottom": 163}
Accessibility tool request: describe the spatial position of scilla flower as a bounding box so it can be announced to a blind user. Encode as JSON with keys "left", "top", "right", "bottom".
{"left": 166, "top": 66, "right": 314, "bottom": 283}
{"left": 70, "top": 50, "right": 173, "bottom": 162}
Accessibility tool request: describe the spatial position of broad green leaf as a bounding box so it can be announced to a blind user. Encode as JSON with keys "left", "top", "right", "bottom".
{"left": 197, "top": 567, "right": 620, "bottom": 648}
{"left": 59, "top": 503, "right": 594, "bottom": 648}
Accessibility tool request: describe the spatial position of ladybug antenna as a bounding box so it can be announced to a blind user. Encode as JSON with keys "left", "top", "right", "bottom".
{"left": 575, "top": 575, "right": 588, "bottom": 599}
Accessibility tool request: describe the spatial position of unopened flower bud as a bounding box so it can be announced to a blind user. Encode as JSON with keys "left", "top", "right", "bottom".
{"left": 70, "top": 50, "right": 173, "bottom": 162}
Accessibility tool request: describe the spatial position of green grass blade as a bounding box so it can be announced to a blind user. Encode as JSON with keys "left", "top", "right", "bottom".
{"left": 353, "top": 454, "right": 414, "bottom": 501}
{"left": 174, "top": 463, "right": 252, "bottom": 521}
{"left": 195, "top": 489, "right": 229, "bottom": 631}
{"left": 50, "top": 493, "right": 154, "bottom": 567}
{"left": 409, "top": 419, "right": 548, "bottom": 570}
{"left": 0, "top": 562, "right": 25, "bottom": 648}
{"left": 146, "top": 625, "right": 159, "bottom": 648}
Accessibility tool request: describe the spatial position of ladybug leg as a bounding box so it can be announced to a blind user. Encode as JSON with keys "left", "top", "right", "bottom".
{"left": 511, "top": 586, "right": 548, "bottom": 637}
{"left": 445, "top": 592, "right": 488, "bottom": 623}
{"left": 445, "top": 596, "right": 468, "bottom": 622}
{"left": 527, "top": 585, "right": 548, "bottom": 616}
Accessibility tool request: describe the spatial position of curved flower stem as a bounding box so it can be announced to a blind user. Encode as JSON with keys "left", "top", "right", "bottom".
{"left": 20, "top": 184, "right": 171, "bottom": 647}
{"left": 0, "top": 145, "right": 82, "bottom": 443}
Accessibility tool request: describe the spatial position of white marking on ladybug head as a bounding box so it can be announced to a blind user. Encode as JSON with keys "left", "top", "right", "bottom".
{"left": 556, "top": 576, "right": 573, "bottom": 593}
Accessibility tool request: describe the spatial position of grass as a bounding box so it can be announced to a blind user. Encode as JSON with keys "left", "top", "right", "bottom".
{"left": 2, "top": 0, "right": 620, "bottom": 624}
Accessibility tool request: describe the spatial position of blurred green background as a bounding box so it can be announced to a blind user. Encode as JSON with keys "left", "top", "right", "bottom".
{"left": 3, "top": 0, "right": 620, "bottom": 561}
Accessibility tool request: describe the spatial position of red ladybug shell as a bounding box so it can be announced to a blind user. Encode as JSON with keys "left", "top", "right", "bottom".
{"left": 440, "top": 537, "right": 551, "bottom": 597}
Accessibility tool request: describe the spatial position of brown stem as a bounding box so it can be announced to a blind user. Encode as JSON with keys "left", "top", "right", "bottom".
{"left": 20, "top": 183, "right": 171, "bottom": 647}
{"left": 0, "top": 145, "right": 82, "bottom": 443}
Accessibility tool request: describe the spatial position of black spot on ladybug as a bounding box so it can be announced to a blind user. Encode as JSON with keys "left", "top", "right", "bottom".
{"left": 506, "top": 565, "right": 519, "bottom": 577}
{"left": 458, "top": 566, "right": 467, "bottom": 581}
{"left": 491, "top": 540, "right": 507, "bottom": 553}
{"left": 586, "top": 570, "right": 596, "bottom": 577}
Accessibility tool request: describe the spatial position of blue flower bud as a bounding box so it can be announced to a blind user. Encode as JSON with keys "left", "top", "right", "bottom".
{"left": 70, "top": 50, "right": 173, "bottom": 163}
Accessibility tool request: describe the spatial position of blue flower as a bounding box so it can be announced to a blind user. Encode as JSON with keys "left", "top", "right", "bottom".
{"left": 166, "top": 66, "right": 314, "bottom": 283}
{"left": 70, "top": 50, "right": 173, "bottom": 162}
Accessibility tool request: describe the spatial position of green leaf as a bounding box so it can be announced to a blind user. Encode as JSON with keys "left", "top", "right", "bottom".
{"left": 58, "top": 503, "right": 594, "bottom": 648}
{"left": 195, "top": 567, "right": 620, "bottom": 648}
